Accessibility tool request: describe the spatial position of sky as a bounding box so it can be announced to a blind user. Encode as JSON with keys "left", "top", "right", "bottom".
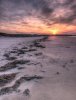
{"left": 0, "top": 0, "right": 76, "bottom": 35}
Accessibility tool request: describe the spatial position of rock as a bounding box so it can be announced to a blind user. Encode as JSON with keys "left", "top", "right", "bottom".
{"left": 33, "top": 41, "right": 45, "bottom": 48}
{"left": 0, "top": 87, "right": 13, "bottom": 95}
{"left": 7, "top": 57, "right": 17, "bottom": 60}
{"left": 0, "top": 60, "right": 30, "bottom": 72}
{"left": 0, "top": 73, "right": 17, "bottom": 87}
{"left": 18, "top": 67, "right": 25, "bottom": 70}
{"left": 3, "top": 53, "right": 10, "bottom": 58}
{"left": 56, "top": 72, "right": 60, "bottom": 75}
{"left": 23, "top": 89, "right": 30, "bottom": 96}
{"left": 35, "top": 52, "right": 42, "bottom": 56}
{"left": 12, "top": 75, "right": 43, "bottom": 90}
{"left": 70, "top": 59, "right": 74, "bottom": 63}
{"left": 17, "top": 49, "right": 25, "bottom": 55}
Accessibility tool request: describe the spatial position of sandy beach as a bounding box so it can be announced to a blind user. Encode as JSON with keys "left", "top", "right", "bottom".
{"left": 0, "top": 36, "right": 76, "bottom": 100}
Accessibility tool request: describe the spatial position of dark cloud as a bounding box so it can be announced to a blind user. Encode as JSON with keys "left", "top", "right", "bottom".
{"left": 63, "top": 0, "right": 75, "bottom": 5}
{"left": 58, "top": 0, "right": 76, "bottom": 24}
{"left": 24, "top": 0, "right": 53, "bottom": 16}
{"left": 0, "top": 0, "right": 5, "bottom": 20}
{"left": 43, "top": 0, "right": 76, "bottom": 25}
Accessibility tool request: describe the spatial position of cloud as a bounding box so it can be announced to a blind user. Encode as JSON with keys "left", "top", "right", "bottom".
{"left": 24, "top": 0, "right": 53, "bottom": 16}
{"left": 56, "top": 0, "right": 76, "bottom": 24}
{"left": 0, "top": 0, "right": 52, "bottom": 18}
{"left": 0, "top": 0, "right": 76, "bottom": 33}
{"left": 52, "top": 0, "right": 76, "bottom": 25}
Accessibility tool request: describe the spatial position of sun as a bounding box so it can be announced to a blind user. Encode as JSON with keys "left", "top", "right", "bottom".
{"left": 50, "top": 29, "right": 59, "bottom": 35}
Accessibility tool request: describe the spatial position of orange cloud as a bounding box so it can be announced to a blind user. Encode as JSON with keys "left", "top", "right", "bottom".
{"left": 0, "top": 20, "right": 76, "bottom": 35}
{"left": 48, "top": 24, "right": 76, "bottom": 35}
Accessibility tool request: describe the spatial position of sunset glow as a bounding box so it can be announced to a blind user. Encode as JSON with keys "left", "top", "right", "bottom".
{"left": 49, "top": 24, "right": 76, "bottom": 35}
{"left": 0, "top": 0, "right": 76, "bottom": 35}
{"left": 49, "top": 28, "right": 60, "bottom": 35}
